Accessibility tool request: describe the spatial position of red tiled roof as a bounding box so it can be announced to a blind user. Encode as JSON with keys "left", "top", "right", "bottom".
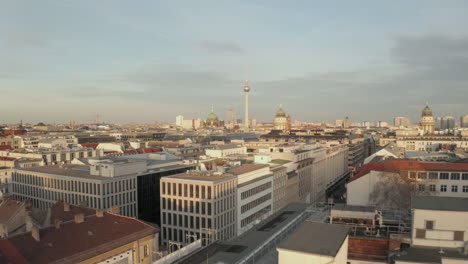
{"left": 0, "top": 156, "right": 16, "bottom": 161}
{"left": 0, "top": 199, "right": 25, "bottom": 223}
{"left": 0, "top": 201, "right": 158, "bottom": 264}
{"left": 0, "top": 145, "right": 13, "bottom": 150}
{"left": 351, "top": 160, "right": 468, "bottom": 182}
{"left": 80, "top": 143, "right": 99, "bottom": 149}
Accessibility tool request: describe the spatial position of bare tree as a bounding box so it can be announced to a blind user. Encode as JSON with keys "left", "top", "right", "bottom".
{"left": 369, "top": 170, "right": 437, "bottom": 210}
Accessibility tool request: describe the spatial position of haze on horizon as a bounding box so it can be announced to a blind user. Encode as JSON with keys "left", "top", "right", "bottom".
{"left": 1, "top": 0, "right": 468, "bottom": 124}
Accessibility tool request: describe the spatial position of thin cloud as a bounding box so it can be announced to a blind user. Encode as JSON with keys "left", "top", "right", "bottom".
{"left": 200, "top": 40, "right": 245, "bottom": 54}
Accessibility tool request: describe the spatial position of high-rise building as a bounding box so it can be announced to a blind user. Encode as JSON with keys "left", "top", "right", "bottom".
{"left": 394, "top": 117, "right": 411, "bottom": 127}
{"left": 176, "top": 115, "right": 184, "bottom": 127}
{"left": 441, "top": 116, "right": 455, "bottom": 130}
{"left": 461, "top": 115, "right": 468, "bottom": 128}
{"left": 343, "top": 117, "right": 350, "bottom": 129}
{"left": 226, "top": 109, "right": 237, "bottom": 126}
{"left": 244, "top": 80, "right": 250, "bottom": 128}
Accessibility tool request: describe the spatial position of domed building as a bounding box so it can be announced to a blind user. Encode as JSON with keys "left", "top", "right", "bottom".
{"left": 205, "top": 106, "right": 220, "bottom": 128}
{"left": 420, "top": 104, "right": 435, "bottom": 134}
{"left": 274, "top": 104, "right": 289, "bottom": 131}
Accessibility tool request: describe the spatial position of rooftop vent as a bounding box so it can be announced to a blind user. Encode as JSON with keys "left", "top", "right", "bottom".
{"left": 74, "top": 213, "right": 84, "bottom": 224}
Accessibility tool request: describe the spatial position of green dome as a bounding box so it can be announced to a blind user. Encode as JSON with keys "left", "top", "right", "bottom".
{"left": 276, "top": 104, "right": 286, "bottom": 117}
{"left": 207, "top": 107, "right": 218, "bottom": 120}
{"left": 422, "top": 105, "right": 432, "bottom": 117}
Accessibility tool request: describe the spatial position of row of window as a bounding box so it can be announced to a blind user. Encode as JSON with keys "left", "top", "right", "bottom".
{"left": 410, "top": 172, "right": 468, "bottom": 180}
{"left": 241, "top": 205, "right": 271, "bottom": 228}
{"left": 161, "top": 182, "right": 214, "bottom": 199}
{"left": 241, "top": 182, "right": 272, "bottom": 200}
{"left": 12, "top": 173, "right": 136, "bottom": 196}
{"left": 241, "top": 193, "right": 271, "bottom": 214}
{"left": 162, "top": 224, "right": 236, "bottom": 244}
{"left": 12, "top": 183, "right": 137, "bottom": 209}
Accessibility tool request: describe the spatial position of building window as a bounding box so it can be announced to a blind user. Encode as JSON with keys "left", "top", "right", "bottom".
{"left": 451, "top": 185, "right": 458, "bottom": 192}
{"left": 418, "top": 184, "right": 425, "bottom": 191}
{"left": 440, "top": 185, "right": 447, "bottom": 192}
{"left": 425, "top": 220, "right": 434, "bottom": 230}
{"left": 417, "top": 172, "right": 427, "bottom": 179}
{"left": 462, "top": 173, "right": 468, "bottom": 180}
{"left": 429, "top": 172, "right": 438, "bottom": 180}
{"left": 439, "top": 173, "right": 449, "bottom": 180}
{"left": 451, "top": 173, "right": 460, "bottom": 180}
{"left": 143, "top": 245, "right": 150, "bottom": 257}
{"left": 463, "top": 186, "right": 468, "bottom": 193}
{"left": 429, "top": 184, "right": 436, "bottom": 192}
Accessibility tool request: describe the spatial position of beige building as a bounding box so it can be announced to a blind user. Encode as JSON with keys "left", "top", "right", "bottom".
{"left": 394, "top": 116, "right": 411, "bottom": 127}
{"left": 0, "top": 135, "right": 22, "bottom": 149}
{"left": 160, "top": 171, "right": 237, "bottom": 245}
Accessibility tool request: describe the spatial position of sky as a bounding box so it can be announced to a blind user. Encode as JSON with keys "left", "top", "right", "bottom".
{"left": 1, "top": 0, "right": 468, "bottom": 124}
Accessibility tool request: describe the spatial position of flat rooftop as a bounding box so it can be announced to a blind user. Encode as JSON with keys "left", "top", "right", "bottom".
{"left": 397, "top": 247, "right": 468, "bottom": 263}
{"left": 176, "top": 203, "right": 311, "bottom": 264}
{"left": 165, "top": 171, "right": 235, "bottom": 182}
{"left": 278, "top": 221, "right": 350, "bottom": 257}
{"left": 270, "top": 159, "right": 291, "bottom": 165}
{"left": 19, "top": 165, "right": 101, "bottom": 179}
{"left": 412, "top": 196, "right": 468, "bottom": 212}
{"left": 227, "top": 164, "right": 269, "bottom": 175}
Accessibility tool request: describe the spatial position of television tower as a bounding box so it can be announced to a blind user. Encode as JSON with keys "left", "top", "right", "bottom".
{"left": 244, "top": 80, "right": 250, "bottom": 128}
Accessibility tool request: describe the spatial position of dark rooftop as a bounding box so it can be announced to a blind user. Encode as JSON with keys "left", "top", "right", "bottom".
{"left": 412, "top": 196, "right": 468, "bottom": 212}
{"left": 278, "top": 221, "right": 350, "bottom": 257}
{"left": 397, "top": 247, "right": 468, "bottom": 263}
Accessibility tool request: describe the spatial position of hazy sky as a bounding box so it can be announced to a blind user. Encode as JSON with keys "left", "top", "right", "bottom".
{"left": 1, "top": 0, "right": 468, "bottom": 124}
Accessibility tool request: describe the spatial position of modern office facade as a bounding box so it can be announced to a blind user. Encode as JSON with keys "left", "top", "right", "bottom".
{"left": 160, "top": 171, "right": 237, "bottom": 245}
{"left": 11, "top": 161, "right": 138, "bottom": 217}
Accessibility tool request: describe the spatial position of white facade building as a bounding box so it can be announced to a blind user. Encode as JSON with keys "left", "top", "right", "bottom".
{"left": 228, "top": 164, "right": 273, "bottom": 236}
{"left": 205, "top": 144, "right": 247, "bottom": 158}
{"left": 11, "top": 161, "right": 138, "bottom": 217}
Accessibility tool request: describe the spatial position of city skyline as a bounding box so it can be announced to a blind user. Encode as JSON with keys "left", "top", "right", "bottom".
{"left": 1, "top": 1, "right": 468, "bottom": 123}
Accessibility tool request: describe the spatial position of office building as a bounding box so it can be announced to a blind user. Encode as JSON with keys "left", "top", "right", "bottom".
{"left": 160, "top": 171, "right": 237, "bottom": 245}
{"left": 228, "top": 164, "right": 273, "bottom": 236}
{"left": 461, "top": 115, "right": 468, "bottom": 128}
{"left": 11, "top": 161, "right": 139, "bottom": 217}
{"left": 394, "top": 117, "right": 411, "bottom": 127}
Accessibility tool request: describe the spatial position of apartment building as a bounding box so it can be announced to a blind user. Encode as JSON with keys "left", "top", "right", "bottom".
{"left": 396, "top": 136, "right": 468, "bottom": 151}
{"left": 0, "top": 135, "right": 21, "bottom": 149}
{"left": 259, "top": 142, "right": 348, "bottom": 204}
{"left": 347, "top": 160, "right": 468, "bottom": 207}
{"left": 205, "top": 144, "right": 247, "bottom": 158}
{"left": 396, "top": 196, "right": 468, "bottom": 263}
{"left": 228, "top": 164, "right": 273, "bottom": 236}
{"left": 11, "top": 161, "right": 138, "bottom": 217}
{"left": 160, "top": 171, "right": 237, "bottom": 245}
{"left": 0, "top": 201, "right": 159, "bottom": 264}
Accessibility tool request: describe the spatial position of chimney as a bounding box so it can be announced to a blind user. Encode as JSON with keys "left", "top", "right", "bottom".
{"left": 64, "top": 202, "right": 70, "bottom": 212}
{"left": 31, "top": 226, "right": 40, "bottom": 242}
{"left": 74, "top": 213, "right": 84, "bottom": 224}
{"left": 110, "top": 205, "right": 120, "bottom": 214}
{"left": 54, "top": 219, "right": 61, "bottom": 229}
{"left": 96, "top": 209, "right": 104, "bottom": 218}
